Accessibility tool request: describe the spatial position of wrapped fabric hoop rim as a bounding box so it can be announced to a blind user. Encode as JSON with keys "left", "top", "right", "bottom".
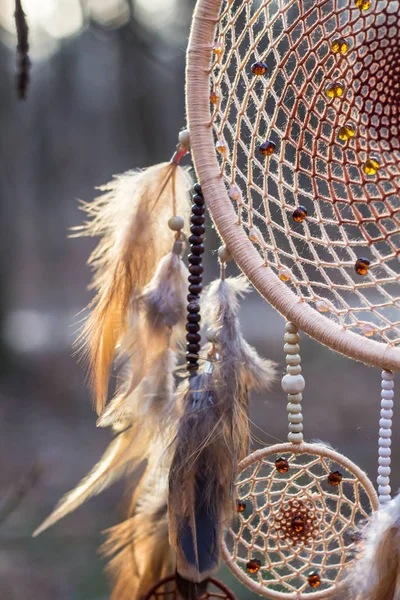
{"left": 185, "top": 0, "right": 400, "bottom": 371}
{"left": 220, "top": 442, "right": 379, "bottom": 599}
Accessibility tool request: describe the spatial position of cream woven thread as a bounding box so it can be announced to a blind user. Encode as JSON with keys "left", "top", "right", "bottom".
{"left": 186, "top": 0, "right": 400, "bottom": 369}
{"left": 221, "top": 442, "right": 379, "bottom": 599}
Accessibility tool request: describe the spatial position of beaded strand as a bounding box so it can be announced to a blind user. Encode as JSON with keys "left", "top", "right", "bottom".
{"left": 186, "top": 183, "right": 206, "bottom": 373}
{"left": 377, "top": 370, "right": 394, "bottom": 504}
{"left": 281, "top": 322, "right": 305, "bottom": 444}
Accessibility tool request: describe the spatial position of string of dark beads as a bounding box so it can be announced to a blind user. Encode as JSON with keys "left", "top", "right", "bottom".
{"left": 14, "top": 0, "right": 30, "bottom": 100}
{"left": 186, "top": 183, "right": 206, "bottom": 373}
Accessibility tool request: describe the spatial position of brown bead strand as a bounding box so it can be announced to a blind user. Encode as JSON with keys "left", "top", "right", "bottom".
{"left": 186, "top": 183, "right": 205, "bottom": 373}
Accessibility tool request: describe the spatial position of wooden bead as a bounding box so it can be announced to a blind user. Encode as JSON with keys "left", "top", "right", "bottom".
{"left": 186, "top": 353, "right": 199, "bottom": 363}
{"left": 187, "top": 343, "right": 200, "bottom": 353}
{"left": 189, "top": 235, "right": 204, "bottom": 246}
{"left": 191, "top": 245, "right": 205, "bottom": 256}
{"left": 193, "top": 183, "right": 202, "bottom": 194}
{"left": 188, "top": 254, "right": 202, "bottom": 265}
{"left": 287, "top": 365, "right": 302, "bottom": 375}
{"left": 187, "top": 302, "right": 200, "bottom": 313}
{"left": 287, "top": 403, "right": 302, "bottom": 413}
{"left": 289, "top": 422, "right": 303, "bottom": 432}
{"left": 189, "top": 284, "right": 202, "bottom": 295}
{"left": 187, "top": 313, "right": 201, "bottom": 323}
{"left": 190, "top": 225, "right": 205, "bottom": 236}
{"left": 288, "top": 432, "right": 303, "bottom": 443}
{"left": 286, "top": 354, "right": 301, "bottom": 366}
{"left": 188, "top": 275, "right": 202, "bottom": 285}
{"left": 289, "top": 413, "right": 303, "bottom": 424}
{"left": 187, "top": 294, "right": 199, "bottom": 302}
{"left": 218, "top": 245, "right": 232, "bottom": 262}
{"left": 379, "top": 437, "right": 391, "bottom": 447}
{"left": 378, "top": 447, "right": 391, "bottom": 457}
{"left": 189, "top": 264, "right": 204, "bottom": 276}
{"left": 382, "top": 371, "right": 394, "bottom": 380}
{"left": 168, "top": 216, "right": 184, "bottom": 231}
{"left": 192, "top": 205, "right": 206, "bottom": 216}
{"left": 191, "top": 215, "right": 205, "bottom": 226}
{"left": 282, "top": 374, "right": 305, "bottom": 393}
{"left": 284, "top": 343, "right": 300, "bottom": 355}
{"left": 284, "top": 332, "right": 299, "bottom": 344}
{"left": 186, "top": 323, "right": 200, "bottom": 334}
{"left": 186, "top": 333, "right": 201, "bottom": 343}
{"left": 378, "top": 466, "right": 391, "bottom": 476}
{"left": 285, "top": 322, "right": 298, "bottom": 333}
{"left": 382, "top": 380, "right": 394, "bottom": 390}
{"left": 287, "top": 393, "right": 302, "bottom": 403}
{"left": 192, "top": 193, "right": 205, "bottom": 206}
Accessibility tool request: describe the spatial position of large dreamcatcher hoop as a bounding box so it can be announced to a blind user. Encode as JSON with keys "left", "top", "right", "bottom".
{"left": 186, "top": 0, "right": 400, "bottom": 370}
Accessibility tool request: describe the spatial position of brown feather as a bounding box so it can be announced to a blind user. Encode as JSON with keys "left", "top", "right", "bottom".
{"left": 103, "top": 460, "right": 174, "bottom": 600}
{"left": 168, "top": 276, "right": 277, "bottom": 585}
{"left": 73, "top": 163, "right": 192, "bottom": 413}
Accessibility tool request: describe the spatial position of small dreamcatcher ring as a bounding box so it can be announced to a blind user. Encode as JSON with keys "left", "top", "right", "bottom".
{"left": 221, "top": 442, "right": 378, "bottom": 599}
{"left": 186, "top": 0, "right": 400, "bottom": 371}
{"left": 142, "top": 575, "right": 237, "bottom": 599}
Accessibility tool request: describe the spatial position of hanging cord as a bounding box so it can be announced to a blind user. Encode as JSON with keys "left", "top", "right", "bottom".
{"left": 377, "top": 370, "right": 394, "bottom": 504}
{"left": 14, "top": 0, "right": 30, "bottom": 99}
{"left": 185, "top": 183, "right": 206, "bottom": 374}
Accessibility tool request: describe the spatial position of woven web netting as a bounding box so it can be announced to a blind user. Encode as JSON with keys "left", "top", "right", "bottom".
{"left": 210, "top": 0, "right": 400, "bottom": 344}
{"left": 143, "top": 576, "right": 237, "bottom": 599}
{"left": 221, "top": 444, "right": 377, "bottom": 598}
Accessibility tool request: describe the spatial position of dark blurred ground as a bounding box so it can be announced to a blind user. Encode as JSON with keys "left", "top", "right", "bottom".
{"left": 0, "top": 1, "right": 398, "bottom": 599}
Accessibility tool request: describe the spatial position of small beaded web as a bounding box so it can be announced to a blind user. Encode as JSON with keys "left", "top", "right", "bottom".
{"left": 142, "top": 576, "right": 237, "bottom": 600}
{"left": 221, "top": 443, "right": 379, "bottom": 599}
{"left": 210, "top": 0, "right": 400, "bottom": 344}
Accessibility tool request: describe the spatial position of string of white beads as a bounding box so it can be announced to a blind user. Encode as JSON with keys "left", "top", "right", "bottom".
{"left": 377, "top": 370, "right": 394, "bottom": 504}
{"left": 282, "top": 322, "right": 305, "bottom": 444}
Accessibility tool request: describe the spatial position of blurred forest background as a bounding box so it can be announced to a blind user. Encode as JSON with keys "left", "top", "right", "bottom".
{"left": 0, "top": 0, "right": 398, "bottom": 598}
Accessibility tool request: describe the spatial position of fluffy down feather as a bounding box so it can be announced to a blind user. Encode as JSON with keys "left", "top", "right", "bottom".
{"left": 340, "top": 493, "right": 400, "bottom": 600}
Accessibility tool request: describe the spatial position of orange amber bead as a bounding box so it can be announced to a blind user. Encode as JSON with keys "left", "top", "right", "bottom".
{"left": 355, "top": 0, "right": 371, "bottom": 9}
{"left": 355, "top": 257, "right": 370, "bottom": 276}
{"left": 210, "top": 90, "right": 220, "bottom": 105}
{"left": 279, "top": 267, "right": 291, "bottom": 282}
{"left": 251, "top": 61, "right": 267, "bottom": 76}
{"left": 331, "top": 37, "right": 349, "bottom": 54}
{"left": 236, "top": 500, "right": 246, "bottom": 513}
{"left": 292, "top": 206, "right": 307, "bottom": 222}
{"left": 363, "top": 157, "right": 380, "bottom": 175}
{"left": 246, "top": 559, "right": 261, "bottom": 574}
{"left": 275, "top": 457, "right": 289, "bottom": 473}
{"left": 259, "top": 140, "right": 276, "bottom": 156}
{"left": 328, "top": 470, "right": 343, "bottom": 486}
{"left": 338, "top": 124, "right": 355, "bottom": 141}
{"left": 325, "top": 81, "right": 345, "bottom": 98}
{"left": 308, "top": 573, "right": 321, "bottom": 588}
{"left": 292, "top": 516, "right": 305, "bottom": 533}
{"left": 213, "top": 42, "right": 223, "bottom": 55}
